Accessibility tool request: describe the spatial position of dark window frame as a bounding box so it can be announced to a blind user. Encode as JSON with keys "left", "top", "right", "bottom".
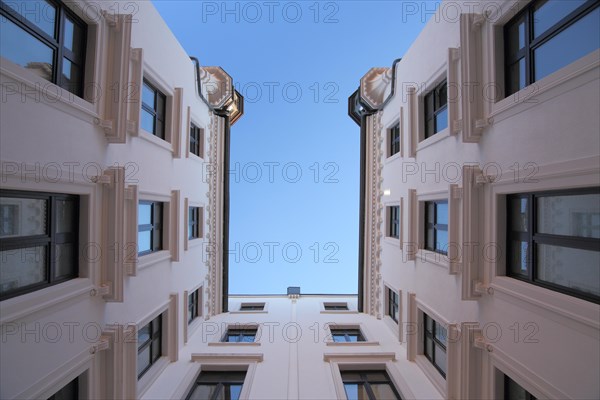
{"left": 0, "top": 190, "right": 79, "bottom": 301}
{"left": 142, "top": 79, "right": 167, "bottom": 139}
{"left": 239, "top": 303, "right": 264, "bottom": 311}
{"left": 423, "top": 79, "right": 448, "bottom": 139}
{"left": 503, "top": 0, "right": 599, "bottom": 97}
{"left": 330, "top": 328, "right": 365, "bottom": 342}
{"left": 324, "top": 303, "right": 349, "bottom": 311}
{"left": 138, "top": 201, "right": 163, "bottom": 256}
{"left": 48, "top": 376, "right": 79, "bottom": 400}
{"left": 424, "top": 200, "right": 448, "bottom": 255}
{"left": 341, "top": 370, "right": 402, "bottom": 400}
{"left": 0, "top": 0, "right": 87, "bottom": 97}
{"left": 388, "top": 205, "right": 400, "bottom": 239}
{"left": 388, "top": 123, "right": 401, "bottom": 157}
{"left": 137, "top": 314, "right": 162, "bottom": 379}
{"left": 506, "top": 187, "right": 600, "bottom": 304}
{"left": 504, "top": 375, "right": 537, "bottom": 400}
{"left": 188, "top": 287, "right": 201, "bottom": 324}
{"left": 188, "top": 206, "right": 201, "bottom": 240}
{"left": 190, "top": 123, "right": 203, "bottom": 158}
{"left": 223, "top": 328, "right": 257, "bottom": 343}
{"left": 185, "top": 371, "right": 246, "bottom": 400}
{"left": 387, "top": 287, "right": 399, "bottom": 323}
{"left": 423, "top": 313, "right": 447, "bottom": 378}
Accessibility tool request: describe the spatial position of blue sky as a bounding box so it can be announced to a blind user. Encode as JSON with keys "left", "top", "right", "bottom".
{"left": 152, "top": 1, "right": 437, "bottom": 294}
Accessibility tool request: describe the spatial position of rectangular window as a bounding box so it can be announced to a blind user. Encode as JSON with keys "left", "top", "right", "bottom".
{"left": 424, "top": 200, "right": 448, "bottom": 255}
{"left": 188, "top": 288, "right": 201, "bottom": 324}
{"left": 331, "top": 328, "right": 365, "bottom": 342}
{"left": 137, "top": 314, "right": 162, "bottom": 379}
{"left": 507, "top": 188, "right": 600, "bottom": 303}
{"left": 185, "top": 371, "right": 246, "bottom": 400}
{"left": 0, "top": 190, "right": 79, "bottom": 300}
{"left": 504, "top": 0, "right": 599, "bottom": 97}
{"left": 188, "top": 206, "right": 202, "bottom": 240}
{"left": 423, "top": 313, "right": 447, "bottom": 378}
{"left": 240, "top": 303, "right": 264, "bottom": 311}
{"left": 48, "top": 375, "right": 79, "bottom": 400}
{"left": 223, "top": 328, "right": 257, "bottom": 343}
{"left": 504, "top": 375, "right": 537, "bottom": 400}
{"left": 324, "top": 302, "right": 348, "bottom": 311}
{"left": 388, "top": 123, "right": 401, "bottom": 157}
{"left": 138, "top": 201, "right": 163, "bottom": 256}
{"left": 423, "top": 80, "right": 448, "bottom": 139}
{"left": 190, "top": 123, "right": 204, "bottom": 157}
{"left": 141, "top": 79, "right": 167, "bottom": 139}
{"left": 341, "top": 370, "right": 402, "bottom": 400}
{"left": 387, "top": 206, "right": 400, "bottom": 239}
{"left": 0, "top": 0, "right": 87, "bottom": 97}
{"left": 387, "top": 287, "right": 399, "bottom": 323}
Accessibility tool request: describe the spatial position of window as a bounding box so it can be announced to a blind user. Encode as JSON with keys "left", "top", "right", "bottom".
{"left": 331, "top": 328, "right": 365, "bottom": 343}
{"left": 188, "top": 287, "right": 201, "bottom": 324}
{"left": 507, "top": 188, "right": 600, "bottom": 303}
{"left": 424, "top": 200, "right": 448, "bottom": 255}
{"left": 504, "top": 375, "right": 536, "bottom": 400}
{"left": 188, "top": 206, "right": 202, "bottom": 240}
{"left": 48, "top": 376, "right": 79, "bottom": 400}
{"left": 185, "top": 371, "right": 246, "bottom": 400}
{"left": 240, "top": 303, "right": 264, "bottom": 311}
{"left": 324, "top": 302, "right": 348, "bottom": 311}
{"left": 137, "top": 314, "right": 162, "bottom": 379}
{"left": 141, "top": 79, "right": 167, "bottom": 139}
{"left": 138, "top": 201, "right": 163, "bottom": 256}
{"left": 423, "top": 80, "right": 448, "bottom": 139}
{"left": 223, "top": 328, "right": 257, "bottom": 343}
{"left": 387, "top": 206, "right": 400, "bottom": 239}
{"left": 504, "top": 0, "right": 599, "bottom": 97}
{"left": 388, "top": 123, "right": 400, "bottom": 157}
{"left": 423, "top": 313, "right": 447, "bottom": 378}
{"left": 341, "top": 370, "right": 402, "bottom": 400}
{"left": 0, "top": 0, "right": 87, "bottom": 97}
{"left": 387, "top": 287, "right": 399, "bottom": 323}
{"left": 190, "top": 123, "right": 204, "bottom": 158}
{"left": 0, "top": 190, "right": 78, "bottom": 300}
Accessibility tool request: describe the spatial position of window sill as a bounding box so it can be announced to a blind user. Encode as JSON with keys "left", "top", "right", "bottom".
{"left": 491, "top": 276, "right": 600, "bottom": 331}
{"left": 137, "top": 129, "right": 173, "bottom": 153}
{"left": 383, "top": 236, "right": 401, "bottom": 248}
{"left": 416, "top": 128, "right": 451, "bottom": 153}
{"left": 416, "top": 250, "right": 449, "bottom": 269}
{"left": 415, "top": 355, "right": 446, "bottom": 398}
{"left": 325, "top": 341, "right": 380, "bottom": 346}
{"left": 207, "top": 342, "right": 261, "bottom": 347}
{"left": 187, "top": 237, "right": 204, "bottom": 250}
{"left": 138, "top": 357, "right": 170, "bottom": 398}
{"left": 0, "top": 278, "right": 93, "bottom": 324}
{"left": 320, "top": 310, "right": 359, "bottom": 314}
{"left": 188, "top": 152, "right": 206, "bottom": 163}
{"left": 229, "top": 310, "right": 268, "bottom": 314}
{"left": 138, "top": 250, "right": 171, "bottom": 271}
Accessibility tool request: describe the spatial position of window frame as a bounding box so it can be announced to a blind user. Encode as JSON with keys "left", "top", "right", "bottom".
{"left": 141, "top": 78, "right": 167, "bottom": 139}
{"left": 239, "top": 303, "right": 264, "bottom": 311}
{"left": 503, "top": 0, "right": 599, "bottom": 97}
{"left": 387, "top": 287, "right": 399, "bottom": 323}
{"left": 388, "top": 123, "right": 401, "bottom": 157}
{"left": 330, "top": 328, "right": 366, "bottom": 343}
{"left": 189, "top": 123, "right": 204, "bottom": 158}
{"left": 138, "top": 200, "right": 163, "bottom": 256}
{"left": 0, "top": 0, "right": 88, "bottom": 97}
{"left": 387, "top": 205, "right": 400, "bottom": 239}
{"left": 188, "top": 287, "right": 201, "bottom": 324}
{"left": 422, "top": 313, "right": 447, "bottom": 379}
{"left": 323, "top": 302, "right": 349, "bottom": 311}
{"left": 504, "top": 374, "right": 537, "bottom": 400}
{"left": 341, "top": 370, "right": 402, "bottom": 400}
{"left": 506, "top": 187, "right": 600, "bottom": 304}
{"left": 185, "top": 370, "right": 247, "bottom": 400}
{"left": 222, "top": 328, "right": 258, "bottom": 343}
{"left": 0, "top": 190, "right": 79, "bottom": 301}
{"left": 424, "top": 200, "right": 448, "bottom": 255}
{"left": 137, "top": 314, "right": 163, "bottom": 380}
{"left": 188, "top": 206, "right": 202, "bottom": 240}
{"left": 423, "top": 79, "right": 448, "bottom": 139}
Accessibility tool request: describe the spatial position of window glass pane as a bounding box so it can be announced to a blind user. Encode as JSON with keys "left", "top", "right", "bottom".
{"left": 436, "top": 202, "right": 448, "bottom": 225}
{"left": 137, "top": 345, "right": 150, "bottom": 377}
{"left": 436, "top": 229, "right": 448, "bottom": 253}
{"left": 506, "top": 14, "right": 526, "bottom": 57}
{"left": 188, "top": 384, "right": 216, "bottom": 400}
{"left": 534, "top": 7, "right": 600, "bottom": 82}
{"left": 533, "top": 0, "right": 588, "bottom": 38}
{"left": 55, "top": 243, "right": 75, "bottom": 278}
{"left": 425, "top": 117, "right": 434, "bottom": 138}
{"left": 61, "top": 58, "right": 81, "bottom": 93}
{"left": 241, "top": 334, "right": 255, "bottom": 343}
{"left": 437, "top": 84, "right": 447, "bottom": 108}
{"left": 138, "top": 203, "right": 152, "bottom": 225}
{"left": 510, "top": 197, "right": 529, "bottom": 232}
{"left": 435, "top": 106, "right": 448, "bottom": 133}
{"left": 426, "top": 228, "right": 434, "bottom": 250}
{"left": 6, "top": 1, "right": 56, "bottom": 37}
{"left": 138, "top": 231, "right": 151, "bottom": 253}
{"left": 370, "top": 383, "right": 399, "bottom": 400}
{"left": 227, "top": 384, "right": 243, "bottom": 400}
{"left": 141, "top": 109, "right": 155, "bottom": 134}
{"left": 151, "top": 337, "right": 161, "bottom": 360}
{"left": 506, "top": 59, "right": 526, "bottom": 95}
{"left": 332, "top": 334, "right": 345, "bottom": 342}
{"left": 434, "top": 343, "right": 447, "bottom": 375}
{"left": 63, "top": 17, "right": 84, "bottom": 56}
{"left": 537, "top": 244, "right": 600, "bottom": 297}
{"left": 0, "top": 18, "right": 54, "bottom": 81}
{"left": 156, "top": 119, "right": 164, "bottom": 138}
{"left": 142, "top": 82, "right": 155, "bottom": 108}
{"left": 0, "top": 197, "right": 47, "bottom": 237}
{"left": 0, "top": 246, "right": 47, "bottom": 294}
{"left": 537, "top": 193, "right": 600, "bottom": 238}
{"left": 425, "top": 314, "right": 433, "bottom": 332}
{"left": 343, "top": 383, "right": 367, "bottom": 400}
{"left": 138, "top": 325, "right": 150, "bottom": 345}
{"left": 435, "top": 324, "right": 447, "bottom": 346}
{"left": 227, "top": 334, "right": 240, "bottom": 342}
{"left": 510, "top": 240, "right": 529, "bottom": 275}
{"left": 56, "top": 199, "right": 76, "bottom": 234}
{"left": 50, "top": 377, "right": 77, "bottom": 400}
{"left": 505, "top": 376, "right": 529, "bottom": 400}
{"left": 425, "top": 336, "right": 433, "bottom": 358}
